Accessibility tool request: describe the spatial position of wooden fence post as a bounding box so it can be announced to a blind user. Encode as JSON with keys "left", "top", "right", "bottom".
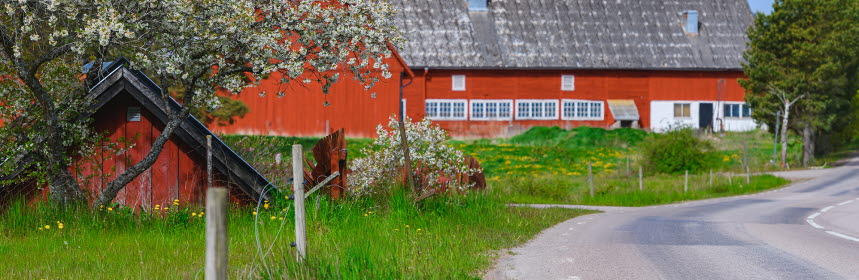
{"left": 639, "top": 166, "right": 643, "bottom": 191}
{"left": 709, "top": 169, "right": 713, "bottom": 188}
{"left": 588, "top": 162, "right": 594, "bottom": 198}
{"left": 746, "top": 166, "right": 751, "bottom": 184}
{"left": 293, "top": 144, "right": 306, "bottom": 263}
{"left": 207, "top": 135, "right": 213, "bottom": 190}
{"left": 684, "top": 170, "right": 689, "bottom": 193}
{"left": 728, "top": 172, "right": 733, "bottom": 185}
{"left": 205, "top": 187, "right": 228, "bottom": 280}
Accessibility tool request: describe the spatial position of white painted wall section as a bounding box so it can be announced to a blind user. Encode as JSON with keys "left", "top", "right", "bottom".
{"left": 650, "top": 101, "right": 758, "bottom": 132}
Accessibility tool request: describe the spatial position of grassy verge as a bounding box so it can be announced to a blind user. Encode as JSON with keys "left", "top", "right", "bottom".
{"left": 491, "top": 174, "right": 789, "bottom": 206}
{"left": 0, "top": 191, "right": 593, "bottom": 279}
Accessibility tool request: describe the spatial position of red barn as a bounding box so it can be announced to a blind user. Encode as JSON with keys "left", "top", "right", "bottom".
{"left": 0, "top": 60, "right": 271, "bottom": 209}
{"left": 208, "top": 46, "right": 414, "bottom": 138}
{"left": 389, "top": 0, "right": 757, "bottom": 137}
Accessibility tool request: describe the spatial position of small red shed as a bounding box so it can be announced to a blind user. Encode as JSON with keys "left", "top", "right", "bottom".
{"left": 0, "top": 60, "right": 273, "bottom": 209}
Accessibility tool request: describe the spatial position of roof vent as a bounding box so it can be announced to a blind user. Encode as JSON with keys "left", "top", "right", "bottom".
{"left": 683, "top": 10, "right": 699, "bottom": 34}
{"left": 467, "top": 0, "right": 488, "bottom": 12}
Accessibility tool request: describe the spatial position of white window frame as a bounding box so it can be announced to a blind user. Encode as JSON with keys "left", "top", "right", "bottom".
{"left": 561, "top": 99, "right": 604, "bottom": 120}
{"left": 470, "top": 99, "right": 513, "bottom": 121}
{"left": 451, "top": 75, "right": 466, "bottom": 91}
{"left": 515, "top": 99, "right": 560, "bottom": 120}
{"left": 674, "top": 103, "right": 692, "bottom": 118}
{"left": 723, "top": 102, "right": 752, "bottom": 118}
{"left": 425, "top": 99, "right": 468, "bottom": 120}
{"left": 561, "top": 75, "right": 575, "bottom": 91}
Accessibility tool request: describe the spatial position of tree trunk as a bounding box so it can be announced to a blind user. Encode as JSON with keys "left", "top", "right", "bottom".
{"left": 93, "top": 108, "right": 189, "bottom": 207}
{"left": 16, "top": 66, "right": 85, "bottom": 205}
{"left": 801, "top": 123, "right": 815, "bottom": 167}
{"left": 780, "top": 102, "right": 791, "bottom": 168}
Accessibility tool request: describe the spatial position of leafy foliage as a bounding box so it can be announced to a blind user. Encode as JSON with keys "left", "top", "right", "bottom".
{"left": 740, "top": 0, "right": 859, "bottom": 152}
{"left": 640, "top": 129, "right": 714, "bottom": 174}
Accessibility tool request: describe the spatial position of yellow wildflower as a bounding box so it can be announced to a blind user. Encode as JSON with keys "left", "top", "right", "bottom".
{"left": 107, "top": 207, "right": 113, "bottom": 211}
{"left": 58, "top": 224, "right": 64, "bottom": 229}
{"left": 200, "top": 212, "right": 204, "bottom": 216}
{"left": 44, "top": 225, "right": 50, "bottom": 229}
{"left": 252, "top": 212, "right": 257, "bottom": 215}
{"left": 191, "top": 212, "right": 197, "bottom": 217}
{"left": 264, "top": 203, "right": 269, "bottom": 209}
{"left": 270, "top": 216, "right": 276, "bottom": 220}
{"left": 278, "top": 217, "right": 284, "bottom": 221}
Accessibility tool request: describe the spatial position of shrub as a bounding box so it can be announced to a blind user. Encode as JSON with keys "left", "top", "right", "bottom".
{"left": 640, "top": 129, "right": 713, "bottom": 174}
{"left": 509, "top": 126, "right": 647, "bottom": 149}
{"left": 349, "top": 117, "right": 480, "bottom": 197}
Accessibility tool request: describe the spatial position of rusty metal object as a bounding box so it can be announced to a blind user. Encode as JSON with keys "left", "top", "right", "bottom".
{"left": 303, "top": 129, "right": 347, "bottom": 199}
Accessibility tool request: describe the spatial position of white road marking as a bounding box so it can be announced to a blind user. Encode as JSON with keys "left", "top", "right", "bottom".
{"left": 807, "top": 219, "right": 824, "bottom": 229}
{"left": 825, "top": 231, "right": 859, "bottom": 242}
{"left": 821, "top": 206, "right": 835, "bottom": 212}
{"left": 808, "top": 212, "right": 821, "bottom": 219}
{"left": 837, "top": 200, "right": 854, "bottom": 206}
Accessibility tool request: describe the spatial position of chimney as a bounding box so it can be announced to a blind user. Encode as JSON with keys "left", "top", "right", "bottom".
{"left": 467, "top": 0, "right": 488, "bottom": 12}
{"left": 683, "top": 10, "right": 699, "bottom": 34}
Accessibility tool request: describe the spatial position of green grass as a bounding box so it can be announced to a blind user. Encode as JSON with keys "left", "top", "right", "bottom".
{"left": 490, "top": 174, "right": 789, "bottom": 206}
{"left": 0, "top": 191, "right": 593, "bottom": 279}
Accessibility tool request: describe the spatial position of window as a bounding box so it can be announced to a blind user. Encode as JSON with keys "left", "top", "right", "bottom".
{"left": 127, "top": 107, "right": 141, "bottom": 122}
{"left": 562, "top": 100, "right": 603, "bottom": 120}
{"left": 452, "top": 75, "right": 466, "bottom": 91}
{"left": 516, "top": 99, "right": 559, "bottom": 120}
{"left": 674, "top": 103, "right": 691, "bottom": 118}
{"left": 724, "top": 103, "right": 752, "bottom": 118}
{"left": 561, "top": 75, "right": 575, "bottom": 91}
{"left": 471, "top": 100, "right": 513, "bottom": 121}
{"left": 425, "top": 99, "right": 467, "bottom": 120}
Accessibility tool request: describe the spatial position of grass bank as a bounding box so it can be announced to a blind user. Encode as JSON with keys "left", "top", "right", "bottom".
{"left": 0, "top": 192, "right": 592, "bottom": 279}
{"left": 492, "top": 174, "right": 789, "bottom": 206}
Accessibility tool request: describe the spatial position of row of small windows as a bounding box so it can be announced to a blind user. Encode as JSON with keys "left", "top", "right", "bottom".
{"left": 673, "top": 103, "right": 752, "bottom": 118}
{"left": 451, "top": 75, "right": 575, "bottom": 91}
{"left": 425, "top": 99, "right": 603, "bottom": 121}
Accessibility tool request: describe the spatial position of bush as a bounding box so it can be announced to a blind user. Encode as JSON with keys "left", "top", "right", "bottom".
{"left": 640, "top": 129, "right": 713, "bottom": 174}
{"left": 349, "top": 117, "right": 480, "bottom": 197}
{"left": 509, "top": 126, "right": 647, "bottom": 149}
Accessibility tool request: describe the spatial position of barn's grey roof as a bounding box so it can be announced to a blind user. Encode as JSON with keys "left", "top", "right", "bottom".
{"left": 389, "top": 0, "right": 753, "bottom": 70}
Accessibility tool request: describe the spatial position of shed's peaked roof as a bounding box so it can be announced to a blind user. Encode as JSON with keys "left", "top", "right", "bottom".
{"left": 389, "top": 0, "right": 754, "bottom": 70}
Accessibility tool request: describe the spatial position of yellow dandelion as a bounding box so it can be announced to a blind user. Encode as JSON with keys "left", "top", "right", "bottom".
{"left": 417, "top": 228, "right": 422, "bottom": 231}
{"left": 38, "top": 227, "right": 43, "bottom": 231}
{"left": 394, "top": 228, "right": 399, "bottom": 231}
{"left": 252, "top": 212, "right": 257, "bottom": 215}
{"left": 164, "top": 207, "right": 169, "bottom": 210}
{"left": 44, "top": 225, "right": 50, "bottom": 229}
{"left": 107, "top": 207, "right": 113, "bottom": 211}
{"left": 191, "top": 212, "right": 197, "bottom": 217}
{"left": 200, "top": 212, "right": 204, "bottom": 216}
{"left": 278, "top": 217, "right": 284, "bottom": 221}
{"left": 364, "top": 214, "right": 368, "bottom": 217}
{"left": 405, "top": 225, "right": 409, "bottom": 228}
{"left": 270, "top": 216, "right": 276, "bottom": 220}
{"left": 264, "top": 203, "right": 269, "bottom": 209}
{"left": 58, "top": 224, "right": 64, "bottom": 229}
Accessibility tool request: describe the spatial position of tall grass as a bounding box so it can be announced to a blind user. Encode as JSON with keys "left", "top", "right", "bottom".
{"left": 490, "top": 173, "right": 789, "bottom": 206}
{"left": 0, "top": 190, "right": 592, "bottom": 279}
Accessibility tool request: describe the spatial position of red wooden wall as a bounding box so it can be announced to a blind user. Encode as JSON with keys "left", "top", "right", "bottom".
{"left": 209, "top": 55, "right": 409, "bottom": 139}
{"left": 401, "top": 69, "right": 747, "bottom": 138}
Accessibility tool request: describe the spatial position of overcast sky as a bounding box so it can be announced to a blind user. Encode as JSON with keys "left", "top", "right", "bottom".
{"left": 748, "top": 0, "right": 775, "bottom": 14}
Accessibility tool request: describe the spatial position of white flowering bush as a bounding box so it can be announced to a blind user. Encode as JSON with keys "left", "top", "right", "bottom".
{"left": 349, "top": 117, "right": 481, "bottom": 197}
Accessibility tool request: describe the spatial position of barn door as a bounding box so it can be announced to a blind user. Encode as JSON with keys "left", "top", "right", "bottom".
{"left": 699, "top": 103, "right": 713, "bottom": 132}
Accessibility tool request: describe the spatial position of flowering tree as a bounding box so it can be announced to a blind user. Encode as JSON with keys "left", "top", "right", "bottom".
{"left": 350, "top": 117, "right": 481, "bottom": 198}
{"left": 0, "top": 0, "right": 400, "bottom": 206}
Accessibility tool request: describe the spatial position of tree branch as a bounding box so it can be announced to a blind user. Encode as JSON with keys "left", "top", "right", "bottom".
{"left": 94, "top": 106, "right": 191, "bottom": 207}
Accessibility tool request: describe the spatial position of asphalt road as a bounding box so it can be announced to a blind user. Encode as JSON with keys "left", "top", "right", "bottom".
{"left": 487, "top": 157, "right": 859, "bottom": 280}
